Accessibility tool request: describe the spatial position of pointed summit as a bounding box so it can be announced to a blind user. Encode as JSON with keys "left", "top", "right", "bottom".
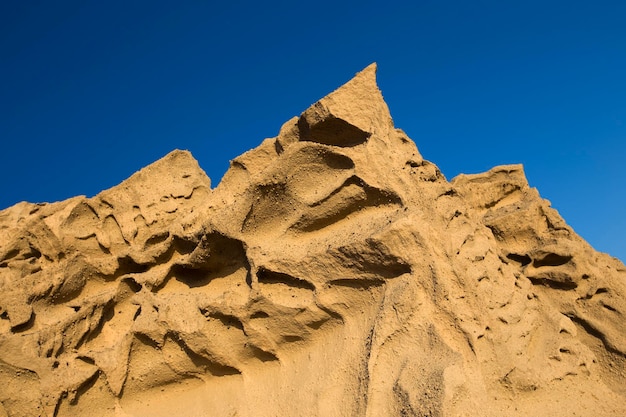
{"left": 296, "top": 63, "right": 394, "bottom": 147}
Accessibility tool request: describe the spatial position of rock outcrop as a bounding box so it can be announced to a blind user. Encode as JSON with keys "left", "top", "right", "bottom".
{"left": 1, "top": 64, "right": 624, "bottom": 416}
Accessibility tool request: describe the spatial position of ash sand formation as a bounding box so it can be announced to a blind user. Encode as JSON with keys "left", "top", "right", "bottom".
{"left": 1, "top": 64, "right": 625, "bottom": 417}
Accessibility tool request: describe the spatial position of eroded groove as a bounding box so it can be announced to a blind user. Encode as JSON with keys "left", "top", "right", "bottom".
{"left": 484, "top": 184, "right": 521, "bottom": 208}
{"left": 166, "top": 265, "right": 212, "bottom": 288}
{"left": 257, "top": 267, "right": 315, "bottom": 291}
{"left": 69, "top": 371, "right": 100, "bottom": 405}
{"left": 250, "top": 311, "right": 269, "bottom": 319}
{"left": 121, "top": 277, "right": 142, "bottom": 293}
{"left": 601, "top": 302, "right": 618, "bottom": 313}
{"left": 134, "top": 233, "right": 200, "bottom": 270}
{"left": 167, "top": 235, "right": 249, "bottom": 289}
{"left": 329, "top": 278, "right": 385, "bottom": 289}
{"left": 1, "top": 248, "right": 20, "bottom": 262}
{"left": 282, "top": 335, "right": 304, "bottom": 343}
{"left": 533, "top": 253, "right": 573, "bottom": 268}
{"left": 437, "top": 188, "right": 458, "bottom": 198}
{"left": 241, "top": 182, "right": 296, "bottom": 234}
{"left": 203, "top": 311, "right": 245, "bottom": 331}
{"left": 274, "top": 139, "right": 284, "bottom": 154}
{"left": 566, "top": 315, "right": 626, "bottom": 358}
{"left": 76, "top": 356, "right": 95, "bottom": 365}
{"left": 318, "top": 149, "right": 355, "bottom": 169}
{"left": 171, "top": 234, "right": 200, "bottom": 255}
{"left": 145, "top": 231, "right": 170, "bottom": 247}
{"left": 10, "top": 311, "right": 35, "bottom": 332}
{"left": 298, "top": 115, "right": 371, "bottom": 147}
{"left": 312, "top": 176, "right": 401, "bottom": 209}
{"left": 250, "top": 346, "right": 278, "bottom": 362}
{"left": 24, "top": 244, "right": 41, "bottom": 259}
{"left": 168, "top": 333, "right": 242, "bottom": 376}
{"left": 183, "top": 232, "right": 249, "bottom": 274}
{"left": 528, "top": 277, "right": 577, "bottom": 290}
{"left": 291, "top": 176, "right": 402, "bottom": 233}
{"left": 75, "top": 301, "right": 116, "bottom": 350}
{"left": 506, "top": 253, "right": 531, "bottom": 266}
{"left": 305, "top": 317, "right": 332, "bottom": 330}
{"left": 332, "top": 240, "right": 411, "bottom": 279}
{"left": 291, "top": 144, "right": 355, "bottom": 169}
{"left": 134, "top": 332, "right": 161, "bottom": 349}
{"left": 578, "top": 287, "right": 609, "bottom": 300}
{"left": 316, "top": 304, "right": 344, "bottom": 323}
{"left": 486, "top": 225, "right": 505, "bottom": 240}
{"left": 116, "top": 256, "right": 150, "bottom": 276}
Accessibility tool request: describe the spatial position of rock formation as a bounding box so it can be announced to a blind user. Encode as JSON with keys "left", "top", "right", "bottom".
{"left": 1, "top": 64, "right": 624, "bottom": 417}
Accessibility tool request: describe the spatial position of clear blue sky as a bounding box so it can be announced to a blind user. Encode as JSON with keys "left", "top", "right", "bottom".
{"left": 1, "top": 1, "right": 624, "bottom": 262}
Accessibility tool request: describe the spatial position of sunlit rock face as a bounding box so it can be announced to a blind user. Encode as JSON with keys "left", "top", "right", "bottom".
{"left": 1, "top": 64, "right": 625, "bottom": 417}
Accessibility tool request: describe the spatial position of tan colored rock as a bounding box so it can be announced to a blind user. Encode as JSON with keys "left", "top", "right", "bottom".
{"left": 1, "top": 64, "right": 624, "bottom": 416}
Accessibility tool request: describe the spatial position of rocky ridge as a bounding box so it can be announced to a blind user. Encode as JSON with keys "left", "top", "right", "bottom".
{"left": 0, "top": 64, "right": 624, "bottom": 416}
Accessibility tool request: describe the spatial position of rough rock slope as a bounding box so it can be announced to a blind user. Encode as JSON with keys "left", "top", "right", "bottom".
{"left": 0, "top": 64, "right": 624, "bottom": 417}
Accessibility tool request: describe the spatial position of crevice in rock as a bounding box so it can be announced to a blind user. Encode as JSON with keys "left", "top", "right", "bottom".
{"left": 329, "top": 278, "right": 385, "bottom": 289}
{"left": 527, "top": 277, "right": 577, "bottom": 290}
{"left": 116, "top": 256, "right": 150, "bottom": 276}
{"left": 250, "top": 346, "right": 278, "bottom": 362}
{"left": 257, "top": 267, "right": 315, "bottom": 291}
{"left": 10, "top": 310, "right": 35, "bottom": 332}
{"left": 532, "top": 253, "right": 573, "bottom": 268}
{"left": 250, "top": 311, "right": 269, "bottom": 319}
{"left": 144, "top": 231, "right": 170, "bottom": 247}
{"left": 282, "top": 335, "right": 304, "bottom": 343}
{"left": 506, "top": 253, "right": 531, "bottom": 266}
{"left": 298, "top": 115, "right": 370, "bottom": 147}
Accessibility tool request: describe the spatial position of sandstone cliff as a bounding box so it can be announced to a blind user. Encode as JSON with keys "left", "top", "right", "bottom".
{"left": 1, "top": 64, "right": 624, "bottom": 416}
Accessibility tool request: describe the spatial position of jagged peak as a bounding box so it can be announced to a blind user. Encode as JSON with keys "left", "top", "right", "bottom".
{"left": 275, "top": 63, "right": 393, "bottom": 150}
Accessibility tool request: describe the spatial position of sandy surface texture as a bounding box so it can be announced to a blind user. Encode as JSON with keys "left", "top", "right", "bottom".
{"left": 1, "top": 64, "right": 625, "bottom": 416}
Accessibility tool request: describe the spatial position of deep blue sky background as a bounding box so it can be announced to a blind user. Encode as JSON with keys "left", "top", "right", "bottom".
{"left": 1, "top": 1, "right": 624, "bottom": 261}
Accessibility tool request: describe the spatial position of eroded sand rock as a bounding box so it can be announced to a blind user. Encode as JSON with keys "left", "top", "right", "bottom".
{"left": 1, "top": 64, "right": 624, "bottom": 416}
